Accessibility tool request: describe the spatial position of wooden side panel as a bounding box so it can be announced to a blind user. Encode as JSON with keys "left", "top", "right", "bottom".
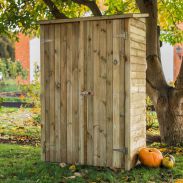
{"left": 106, "top": 20, "right": 113, "bottom": 168}
{"left": 66, "top": 23, "right": 73, "bottom": 164}
{"left": 129, "top": 18, "right": 146, "bottom": 167}
{"left": 125, "top": 18, "right": 146, "bottom": 170}
{"left": 44, "top": 25, "right": 50, "bottom": 161}
{"left": 60, "top": 24, "right": 67, "bottom": 162}
{"left": 49, "top": 24, "right": 56, "bottom": 162}
{"left": 40, "top": 25, "right": 45, "bottom": 161}
{"left": 55, "top": 24, "right": 61, "bottom": 162}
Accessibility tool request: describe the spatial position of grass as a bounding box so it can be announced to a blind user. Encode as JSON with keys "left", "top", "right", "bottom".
{"left": 0, "top": 107, "right": 40, "bottom": 144}
{"left": 0, "top": 144, "right": 183, "bottom": 183}
{"left": 0, "top": 79, "right": 21, "bottom": 92}
{"left": 0, "top": 106, "right": 182, "bottom": 182}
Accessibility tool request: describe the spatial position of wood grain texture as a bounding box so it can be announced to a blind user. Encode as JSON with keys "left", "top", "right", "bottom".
{"left": 66, "top": 23, "right": 73, "bottom": 164}
{"left": 78, "top": 21, "right": 85, "bottom": 164}
{"left": 124, "top": 18, "right": 131, "bottom": 170}
{"left": 86, "top": 20, "right": 94, "bottom": 165}
{"left": 119, "top": 19, "right": 125, "bottom": 168}
{"left": 112, "top": 19, "right": 123, "bottom": 168}
{"left": 39, "top": 14, "right": 148, "bottom": 24}
{"left": 44, "top": 25, "right": 50, "bottom": 161}
{"left": 49, "top": 24, "right": 55, "bottom": 162}
{"left": 40, "top": 25, "right": 45, "bottom": 161}
{"left": 98, "top": 20, "right": 107, "bottom": 167}
{"left": 72, "top": 22, "right": 80, "bottom": 163}
{"left": 93, "top": 20, "right": 100, "bottom": 166}
{"left": 54, "top": 24, "right": 61, "bottom": 162}
{"left": 60, "top": 24, "right": 67, "bottom": 162}
{"left": 106, "top": 20, "right": 113, "bottom": 168}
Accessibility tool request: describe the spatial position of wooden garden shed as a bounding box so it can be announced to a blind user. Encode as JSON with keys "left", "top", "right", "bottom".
{"left": 39, "top": 14, "right": 148, "bottom": 170}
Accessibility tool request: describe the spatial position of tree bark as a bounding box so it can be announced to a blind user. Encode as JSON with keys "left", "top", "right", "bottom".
{"left": 43, "top": 0, "right": 68, "bottom": 19}
{"left": 136, "top": 0, "right": 183, "bottom": 145}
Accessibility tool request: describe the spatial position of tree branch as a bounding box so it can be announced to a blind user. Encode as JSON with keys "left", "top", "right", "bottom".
{"left": 72, "top": 0, "right": 102, "bottom": 16}
{"left": 42, "top": 0, "right": 68, "bottom": 19}
{"left": 175, "top": 62, "right": 183, "bottom": 89}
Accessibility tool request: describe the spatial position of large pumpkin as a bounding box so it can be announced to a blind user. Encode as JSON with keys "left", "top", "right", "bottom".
{"left": 138, "top": 147, "right": 163, "bottom": 168}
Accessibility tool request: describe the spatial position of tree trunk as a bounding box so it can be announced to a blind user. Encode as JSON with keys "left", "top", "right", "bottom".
{"left": 154, "top": 89, "right": 183, "bottom": 145}
{"left": 136, "top": 0, "right": 183, "bottom": 145}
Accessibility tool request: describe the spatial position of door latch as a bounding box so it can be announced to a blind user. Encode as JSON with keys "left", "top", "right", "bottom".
{"left": 80, "top": 91, "right": 94, "bottom": 96}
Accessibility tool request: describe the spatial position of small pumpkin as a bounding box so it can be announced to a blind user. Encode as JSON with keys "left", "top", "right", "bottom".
{"left": 138, "top": 147, "right": 163, "bottom": 168}
{"left": 162, "top": 154, "right": 175, "bottom": 169}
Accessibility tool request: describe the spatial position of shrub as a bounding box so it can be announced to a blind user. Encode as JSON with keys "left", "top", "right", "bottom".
{"left": 20, "top": 64, "right": 40, "bottom": 108}
{"left": 0, "top": 58, "right": 27, "bottom": 79}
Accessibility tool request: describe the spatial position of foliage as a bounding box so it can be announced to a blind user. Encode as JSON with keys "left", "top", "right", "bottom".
{"left": 0, "top": 96, "right": 27, "bottom": 103}
{"left": 0, "top": 36, "right": 14, "bottom": 59}
{"left": 146, "top": 96, "right": 159, "bottom": 130}
{"left": 0, "top": 0, "right": 183, "bottom": 44}
{"left": 0, "top": 58, "right": 27, "bottom": 79}
{"left": 20, "top": 66, "right": 40, "bottom": 108}
{"left": 0, "top": 144, "right": 183, "bottom": 182}
{"left": 0, "top": 0, "right": 88, "bottom": 39}
{"left": 158, "top": 0, "right": 183, "bottom": 44}
{"left": 0, "top": 79, "right": 21, "bottom": 92}
{"left": 104, "top": 0, "right": 137, "bottom": 15}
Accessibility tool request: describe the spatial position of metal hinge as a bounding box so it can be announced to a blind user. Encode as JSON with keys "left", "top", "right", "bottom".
{"left": 114, "top": 32, "right": 128, "bottom": 39}
{"left": 113, "top": 147, "right": 128, "bottom": 155}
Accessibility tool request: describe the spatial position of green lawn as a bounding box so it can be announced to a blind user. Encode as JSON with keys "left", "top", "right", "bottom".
{"left": 0, "top": 144, "right": 183, "bottom": 183}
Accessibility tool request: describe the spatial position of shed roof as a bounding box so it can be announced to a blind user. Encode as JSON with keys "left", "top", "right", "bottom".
{"left": 39, "top": 13, "right": 148, "bottom": 25}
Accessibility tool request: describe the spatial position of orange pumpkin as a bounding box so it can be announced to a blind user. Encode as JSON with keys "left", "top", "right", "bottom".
{"left": 138, "top": 147, "right": 163, "bottom": 168}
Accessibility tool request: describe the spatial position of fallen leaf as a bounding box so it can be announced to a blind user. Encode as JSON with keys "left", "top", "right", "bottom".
{"left": 59, "top": 162, "right": 66, "bottom": 168}
{"left": 175, "top": 179, "right": 183, "bottom": 183}
{"left": 69, "top": 165, "right": 76, "bottom": 172}
{"left": 74, "top": 172, "right": 82, "bottom": 177}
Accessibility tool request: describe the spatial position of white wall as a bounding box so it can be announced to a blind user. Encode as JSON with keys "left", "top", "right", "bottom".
{"left": 160, "top": 42, "right": 174, "bottom": 82}
{"left": 30, "top": 37, "right": 40, "bottom": 82}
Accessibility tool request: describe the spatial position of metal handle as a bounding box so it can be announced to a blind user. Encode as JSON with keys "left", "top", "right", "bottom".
{"left": 80, "top": 91, "right": 94, "bottom": 96}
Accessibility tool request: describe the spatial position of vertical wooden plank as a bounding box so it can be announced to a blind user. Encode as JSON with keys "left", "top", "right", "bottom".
{"left": 93, "top": 21, "right": 100, "bottom": 166}
{"left": 124, "top": 18, "right": 131, "bottom": 170}
{"left": 112, "top": 20, "right": 121, "bottom": 168}
{"left": 66, "top": 23, "right": 73, "bottom": 164}
{"left": 55, "top": 24, "right": 61, "bottom": 162}
{"left": 99, "top": 20, "right": 107, "bottom": 166}
{"left": 78, "top": 21, "right": 85, "bottom": 164}
{"left": 106, "top": 20, "right": 113, "bottom": 167}
{"left": 86, "top": 20, "right": 94, "bottom": 165}
{"left": 83, "top": 23, "right": 88, "bottom": 164}
{"left": 49, "top": 24, "right": 56, "bottom": 162}
{"left": 44, "top": 25, "right": 50, "bottom": 161}
{"left": 72, "top": 22, "right": 79, "bottom": 163}
{"left": 119, "top": 20, "right": 126, "bottom": 168}
{"left": 60, "top": 24, "right": 67, "bottom": 162}
{"left": 40, "top": 25, "right": 46, "bottom": 161}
